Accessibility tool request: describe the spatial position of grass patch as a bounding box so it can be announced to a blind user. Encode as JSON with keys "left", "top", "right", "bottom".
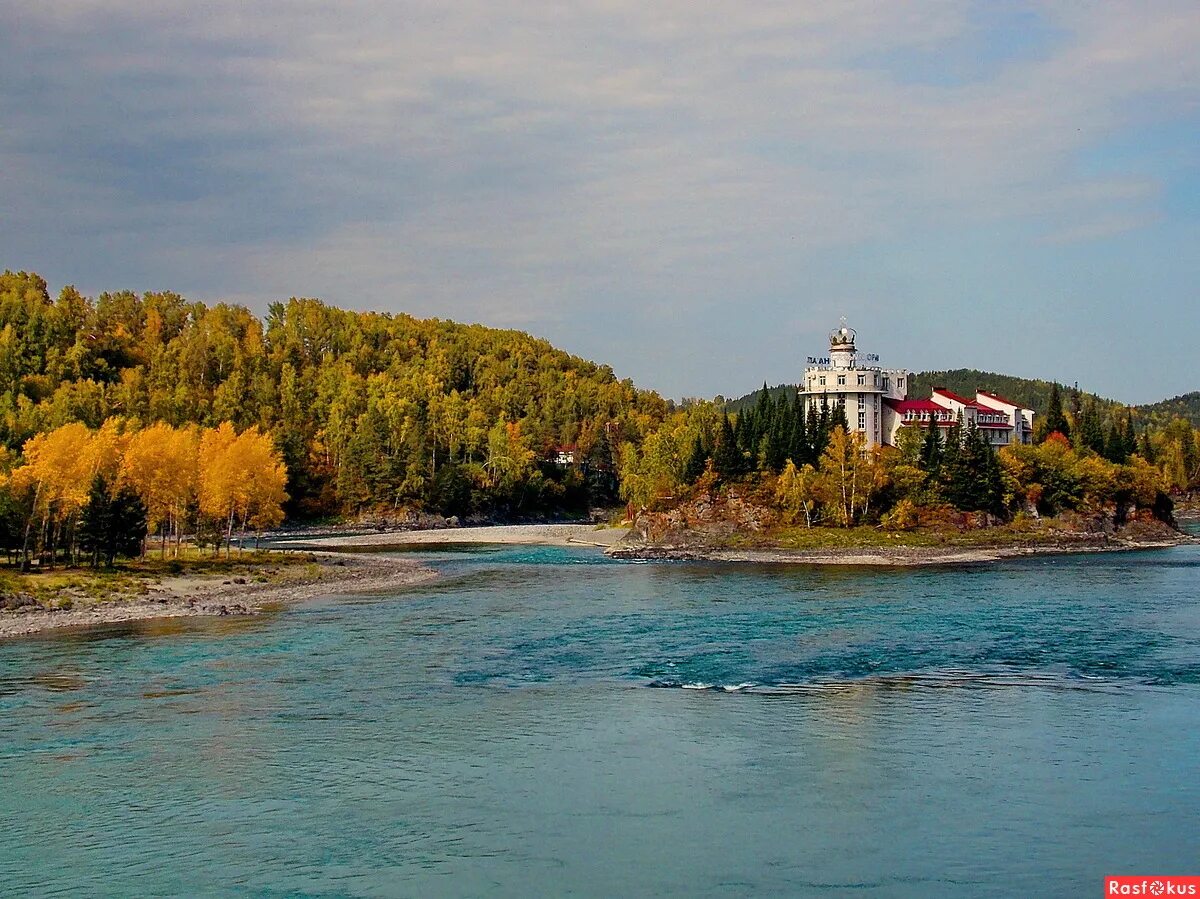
{"left": 1, "top": 549, "right": 314, "bottom": 609}
{"left": 724, "top": 521, "right": 1095, "bottom": 552}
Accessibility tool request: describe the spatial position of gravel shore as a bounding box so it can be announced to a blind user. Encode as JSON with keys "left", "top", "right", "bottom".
{"left": 0, "top": 552, "right": 436, "bottom": 640}
{"left": 277, "top": 523, "right": 630, "bottom": 549}
{"left": 607, "top": 536, "right": 1193, "bottom": 566}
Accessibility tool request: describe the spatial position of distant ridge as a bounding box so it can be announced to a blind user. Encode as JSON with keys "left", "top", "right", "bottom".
{"left": 1137, "top": 391, "right": 1200, "bottom": 428}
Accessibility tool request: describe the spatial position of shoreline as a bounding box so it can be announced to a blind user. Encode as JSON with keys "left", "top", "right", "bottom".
{"left": 607, "top": 534, "right": 1195, "bottom": 566}
{"left": 0, "top": 551, "right": 437, "bottom": 641}
{"left": 274, "top": 522, "right": 630, "bottom": 549}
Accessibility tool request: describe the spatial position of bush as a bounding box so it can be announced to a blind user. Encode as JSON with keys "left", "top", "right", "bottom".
{"left": 881, "top": 498, "right": 919, "bottom": 531}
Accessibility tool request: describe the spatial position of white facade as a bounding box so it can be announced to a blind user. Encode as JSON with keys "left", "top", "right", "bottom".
{"left": 802, "top": 323, "right": 1036, "bottom": 450}
{"left": 881, "top": 389, "right": 1036, "bottom": 448}
{"left": 802, "top": 324, "right": 908, "bottom": 448}
{"left": 975, "top": 391, "right": 1036, "bottom": 446}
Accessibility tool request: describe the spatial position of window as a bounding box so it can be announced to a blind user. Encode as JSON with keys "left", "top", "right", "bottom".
{"left": 819, "top": 376, "right": 826, "bottom": 386}
{"left": 837, "top": 375, "right": 846, "bottom": 386}
{"left": 882, "top": 377, "right": 889, "bottom": 391}
{"left": 858, "top": 411, "right": 866, "bottom": 429}
{"left": 857, "top": 374, "right": 865, "bottom": 386}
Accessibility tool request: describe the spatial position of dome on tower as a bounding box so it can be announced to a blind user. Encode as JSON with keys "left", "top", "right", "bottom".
{"left": 829, "top": 323, "right": 856, "bottom": 347}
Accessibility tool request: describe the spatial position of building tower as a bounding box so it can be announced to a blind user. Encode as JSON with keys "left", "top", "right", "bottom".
{"left": 802, "top": 321, "right": 908, "bottom": 448}
{"left": 828, "top": 323, "right": 858, "bottom": 370}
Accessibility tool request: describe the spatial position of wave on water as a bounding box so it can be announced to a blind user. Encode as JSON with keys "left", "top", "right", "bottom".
{"left": 646, "top": 668, "right": 1137, "bottom": 694}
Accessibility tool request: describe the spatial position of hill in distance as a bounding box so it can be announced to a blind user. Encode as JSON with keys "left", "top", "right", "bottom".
{"left": 726, "top": 370, "right": 1199, "bottom": 427}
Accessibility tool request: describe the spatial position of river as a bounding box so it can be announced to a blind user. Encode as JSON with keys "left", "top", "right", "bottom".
{"left": 2, "top": 543, "right": 1199, "bottom": 896}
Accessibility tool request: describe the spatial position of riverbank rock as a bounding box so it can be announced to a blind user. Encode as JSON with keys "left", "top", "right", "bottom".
{"left": 1, "top": 592, "right": 39, "bottom": 612}
{"left": 629, "top": 490, "right": 778, "bottom": 548}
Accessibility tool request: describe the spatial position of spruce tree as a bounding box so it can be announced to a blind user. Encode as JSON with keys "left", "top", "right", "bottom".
{"left": 941, "top": 420, "right": 1003, "bottom": 514}
{"left": 713, "top": 414, "right": 743, "bottom": 481}
{"left": 919, "top": 407, "right": 942, "bottom": 474}
{"left": 733, "top": 411, "right": 750, "bottom": 457}
{"left": 1080, "top": 398, "right": 1104, "bottom": 454}
{"left": 833, "top": 399, "right": 849, "bottom": 433}
{"left": 1123, "top": 410, "right": 1139, "bottom": 459}
{"left": 941, "top": 411, "right": 964, "bottom": 473}
{"left": 805, "top": 402, "right": 821, "bottom": 462}
{"left": 766, "top": 412, "right": 789, "bottom": 472}
{"left": 1138, "top": 429, "right": 1155, "bottom": 462}
{"left": 1103, "top": 419, "right": 1128, "bottom": 464}
{"left": 790, "top": 398, "right": 810, "bottom": 466}
{"left": 1038, "top": 383, "right": 1071, "bottom": 443}
{"left": 79, "top": 475, "right": 148, "bottom": 568}
{"left": 683, "top": 434, "right": 708, "bottom": 483}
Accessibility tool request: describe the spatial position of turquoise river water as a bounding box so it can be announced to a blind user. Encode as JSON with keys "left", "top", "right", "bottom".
{"left": 2, "top": 541, "right": 1200, "bottom": 896}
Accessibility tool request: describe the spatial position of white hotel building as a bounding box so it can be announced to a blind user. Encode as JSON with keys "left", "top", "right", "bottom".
{"left": 801, "top": 324, "right": 1035, "bottom": 449}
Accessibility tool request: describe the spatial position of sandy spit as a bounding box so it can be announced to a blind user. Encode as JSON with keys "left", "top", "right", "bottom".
{"left": 277, "top": 523, "right": 630, "bottom": 549}
{"left": 0, "top": 552, "right": 437, "bottom": 640}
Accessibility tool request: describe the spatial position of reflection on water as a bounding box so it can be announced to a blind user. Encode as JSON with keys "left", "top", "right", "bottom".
{"left": 1, "top": 542, "right": 1199, "bottom": 896}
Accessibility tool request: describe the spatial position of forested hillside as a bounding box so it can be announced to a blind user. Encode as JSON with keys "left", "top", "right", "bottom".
{"left": 1139, "top": 392, "right": 1200, "bottom": 429}
{"left": 904, "top": 370, "right": 1115, "bottom": 416}
{"left": 0, "top": 270, "right": 671, "bottom": 522}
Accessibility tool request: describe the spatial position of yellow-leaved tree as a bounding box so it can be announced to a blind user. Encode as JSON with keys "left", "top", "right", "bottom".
{"left": 198, "top": 422, "right": 287, "bottom": 554}
{"left": 817, "top": 426, "right": 887, "bottom": 527}
{"left": 775, "top": 460, "right": 821, "bottom": 528}
{"left": 8, "top": 419, "right": 129, "bottom": 567}
{"left": 120, "top": 422, "right": 199, "bottom": 556}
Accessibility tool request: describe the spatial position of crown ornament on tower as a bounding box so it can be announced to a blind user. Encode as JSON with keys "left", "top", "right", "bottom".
{"left": 830, "top": 317, "right": 856, "bottom": 349}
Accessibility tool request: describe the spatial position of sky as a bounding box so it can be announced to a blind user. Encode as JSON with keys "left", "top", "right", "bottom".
{"left": 2, "top": 1, "right": 1198, "bottom": 404}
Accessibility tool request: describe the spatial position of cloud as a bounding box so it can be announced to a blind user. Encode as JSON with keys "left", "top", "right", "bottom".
{"left": 2, "top": 1, "right": 1199, "bottom": 400}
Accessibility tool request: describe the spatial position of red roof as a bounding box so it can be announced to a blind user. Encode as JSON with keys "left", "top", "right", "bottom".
{"left": 976, "top": 390, "right": 1029, "bottom": 411}
{"left": 885, "top": 398, "right": 956, "bottom": 426}
{"left": 931, "top": 387, "right": 984, "bottom": 409}
{"left": 886, "top": 398, "right": 943, "bottom": 412}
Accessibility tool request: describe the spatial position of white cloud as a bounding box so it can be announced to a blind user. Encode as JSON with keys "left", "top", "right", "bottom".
{"left": 3, "top": 0, "right": 1199, "bottom": 399}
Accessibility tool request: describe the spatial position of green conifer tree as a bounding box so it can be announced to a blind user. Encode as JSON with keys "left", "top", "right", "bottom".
{"left": 1037, "top": 383, "right": 1071, "bottom": 443}
{"left": 919, "top": 407, "right": 942, "bottom": 474}
{"left": 713, "top": 414, "right": 743, "bottom": 481}
{"left": 790, "top": 396, "right": 810, "bottom": 466}
{"left": 683, "top": 434, "right": 708, "bottom": 483}
{"left": 79, "top": 475, "right": 148, "bottom": 568}
{"left": 1080, "top": 398, "right": 1105, "bottom": 454}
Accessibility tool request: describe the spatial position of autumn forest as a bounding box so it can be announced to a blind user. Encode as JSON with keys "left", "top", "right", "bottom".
{"left": 2, "top": 268, "right": 1198, "bottom": 571}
